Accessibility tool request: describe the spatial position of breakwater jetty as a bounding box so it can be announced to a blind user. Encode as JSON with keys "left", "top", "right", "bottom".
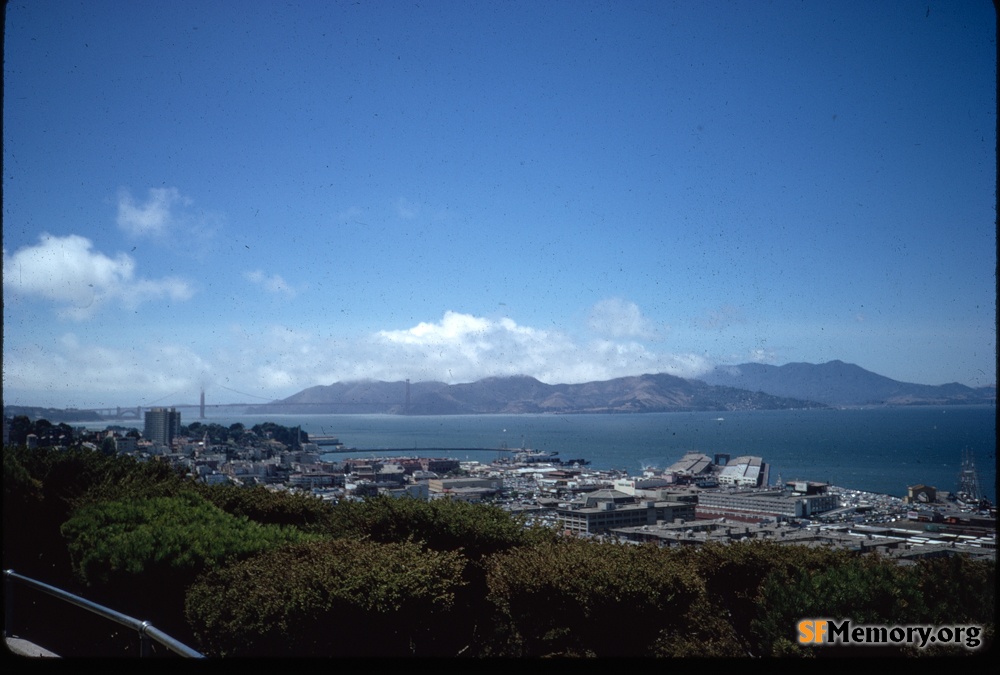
{"left": 322, "top": 447, "right": 502, "bottom": 455}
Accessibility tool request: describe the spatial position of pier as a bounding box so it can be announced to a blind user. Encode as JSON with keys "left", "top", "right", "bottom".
{"left": 320, "top": 447, "right": 505, "bottom": 455}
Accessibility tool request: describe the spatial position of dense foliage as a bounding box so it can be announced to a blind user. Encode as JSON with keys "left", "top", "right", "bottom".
{"left": 251, "top": 421, "right": 307, "bottom": 447}
{"left": 485, "top": 538, "right": 706, "bottom": 657}
{"left": 674, "top": 540, "right": 855, "bottom": 653}
{"left": 752, "top": 555, "right": 928, "bottom": 656}
{"left": 60, "top": 491, "right": 320, "bottom": 587}
{"left": 320, "top": 493, "right": 557, "bottom": 559}
{"left": 57, "top": 489, "right": 322, "bottom": 641}
{"left": 751, "top": 553, "right": 995, "bottom": 656}
{"left": 185, "top": 538, "right": 467, "bottom": 657}
{"left": 3, "top": 444, "right": 185, "bottom": 580}
{"left": 194, "top": 483, "right": 336, "bottom": 532}
{"left": 5, "top": 415, "right": 79, "bottom": 447}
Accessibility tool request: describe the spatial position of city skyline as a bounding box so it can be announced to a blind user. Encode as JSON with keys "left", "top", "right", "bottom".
{"left": 3, "top": 1, "right": 996, "bottom": 409}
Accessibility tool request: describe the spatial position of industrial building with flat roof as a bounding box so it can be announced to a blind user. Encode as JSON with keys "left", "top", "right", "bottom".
{"left": 717, "top": 455, "right": 769, "bottom": 487}
{"left": 696, "top": 487, "right": 839, "bottom": 521}
{"left": 608, "top": 518, "right": 994, "bottom": 561}
{"left": 556, "top": 489, "right": 696, "bottom": 535}
{"left": 666, "top": 451, "right": 715, "bottom": 476}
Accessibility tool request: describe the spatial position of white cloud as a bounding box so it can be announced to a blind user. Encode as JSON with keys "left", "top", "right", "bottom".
{"left": 116, "top": 187, "right": 189, "bottom": 236}
{"left": 244, "top": 311, "right": 707, "bottom": 387}
{"left": 380, "top": 311, "right": 491, "bottom": 344}
{"left": 2, "top": 335, "right": 212, "bottom": 408}
{"left": 587, "top": 298, "right": 662, "bottom": 340}
{"left": 2, "top": 233, "right": 193, "bottom": 319}
{"left": 748, "top": 348, "right": 776, "bottom": 363}
{"left": 245, "top": 270, "right": 299, "bottom": 297}
{"left": 181, "top": 311, "right": 709, "bottom": 403}
{"left": 337, "top": 206, "right": 369, "bottom": 225}
{"left": 395, "top": 197, "right": 420, "bottom": 220}
{"left": 373, "top": 311, "right": 573, "bottom": 381}
{"left": 3, "top": 310, "right": 716, "bottom": 408}
{"left": 115, "top": 187, "right": 219, "bottom": 257}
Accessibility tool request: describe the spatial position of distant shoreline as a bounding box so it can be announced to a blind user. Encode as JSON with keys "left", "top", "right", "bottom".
{"left": 10, "top": 400, "right": 996, "bottom": 427}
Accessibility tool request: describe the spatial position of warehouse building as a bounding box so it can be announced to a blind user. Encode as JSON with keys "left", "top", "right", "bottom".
{"left": 556, "top": 489, "right": 695, "bottom": 534}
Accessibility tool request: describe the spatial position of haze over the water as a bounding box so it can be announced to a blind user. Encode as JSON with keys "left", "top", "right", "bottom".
{"left": 3, "top": 1, "right": 996, "bottom": 409}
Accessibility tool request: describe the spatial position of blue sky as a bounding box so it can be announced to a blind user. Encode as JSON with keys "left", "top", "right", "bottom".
{"left": 3, "top": 0, "right": 996, "bottom": 409}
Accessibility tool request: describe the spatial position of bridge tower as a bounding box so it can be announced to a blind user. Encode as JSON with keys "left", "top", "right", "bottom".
{"left": 199, "top": 389, "right": 206, "bottom": 420}
{"left": 405, "top": 379, "right": 411, "bottom": 415}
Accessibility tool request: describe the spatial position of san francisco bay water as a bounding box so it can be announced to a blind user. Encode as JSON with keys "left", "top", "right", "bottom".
{"left": 202, "top": 405, "right": 995, "bottom": 500}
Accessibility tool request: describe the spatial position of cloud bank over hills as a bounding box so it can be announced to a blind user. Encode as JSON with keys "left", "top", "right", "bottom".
{"left": 2, "top": 308, "right": 718, "bottom": 409}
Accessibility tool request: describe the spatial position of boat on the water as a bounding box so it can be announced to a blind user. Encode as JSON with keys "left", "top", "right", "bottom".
{"left": 514, "top": 449, "right": 560, "bottom": 464}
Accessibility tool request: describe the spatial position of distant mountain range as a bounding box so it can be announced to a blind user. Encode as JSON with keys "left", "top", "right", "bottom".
{"left": 257, "top": 361, "right": 995, "bottom": 415}
{"left": 699, "top": 360, "right": 996, "bottom": 407}
{"left": 257, "top": 373, "right": 823, "bottom": 415}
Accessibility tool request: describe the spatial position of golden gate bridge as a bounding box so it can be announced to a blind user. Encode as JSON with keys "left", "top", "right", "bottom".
{"left": 69, "top": 381, "right": 413, "bottom": 420}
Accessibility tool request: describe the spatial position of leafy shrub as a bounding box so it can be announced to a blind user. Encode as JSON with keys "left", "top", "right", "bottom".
{"left": 3, "top": 446, "right": 47, "bottom": 571}
{"left": 196, "top": 483, "right": 336, "bottom": 532}
{"left": 72, "top": 456, "right": 190, "bottom": 507}
{"left": 912, "top": 555, "right": 995, "bottom": 627}
{"left": 751, "top": 554, "right": 928, "bottom": 656}
{"left": 4, "top": 444, "right": 184, "bottom": 583}
{"left": 184, "top": 538, "right": 467, "bottom": 657}
{"left": 322, "top": 493, "right": 555, "bottom": 560}
{"left": 3, "top": 445, "right": 44, "bottom": 510}
{"left": 319, "top": 494, "right": 559, "bottom": 654}
{"left": 751, "top": 551, "right": 995, "bottom": 656}
{"left": 60, "top": 491, "right": 319, "bottom": 587}
{"left": 674, "top": 539, "right": 852, "bottom": 654}
{"left": 484, "top": 538, "right": 704, "bottom": 657}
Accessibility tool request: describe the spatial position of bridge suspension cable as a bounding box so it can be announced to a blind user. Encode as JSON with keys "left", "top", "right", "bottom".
{"left": 213, "top": 383, "right": 276, "bottom": 402}
{"left": 142, "top": 389, "right": 185, "bottom": 406}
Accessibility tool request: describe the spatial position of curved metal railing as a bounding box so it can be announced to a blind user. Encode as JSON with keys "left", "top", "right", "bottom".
{"left": 4, "top": 569, "right": 203, "bottom": 658}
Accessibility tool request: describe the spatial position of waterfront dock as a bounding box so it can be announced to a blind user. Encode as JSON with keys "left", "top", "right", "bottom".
{"left": 320, "top": 446, "right": 505, "bottom": 454}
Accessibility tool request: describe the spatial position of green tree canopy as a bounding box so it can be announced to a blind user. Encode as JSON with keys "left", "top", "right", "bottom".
{"left": 485, "top": 538, "right": 705, "bottom": 657}
{"left": 185, "top": 538, "right": 467, "bottom": 657}
{"left": 321, "top": 494, "right": 555, "bottom": 560}
{"left": 196, "top": 483, "right": 335, "bottom": 532}
{"left": 60, "top": 491, "right": 320, "bottom": 587}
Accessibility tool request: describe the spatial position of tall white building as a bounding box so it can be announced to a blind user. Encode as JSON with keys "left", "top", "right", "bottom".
{"left": 144, "top": 407, "right": 181, "bottom": 446}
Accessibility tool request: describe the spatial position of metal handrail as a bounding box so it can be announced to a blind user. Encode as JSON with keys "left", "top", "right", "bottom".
{"left": 4, "top": 569, "right": 204, "bottom": 658}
